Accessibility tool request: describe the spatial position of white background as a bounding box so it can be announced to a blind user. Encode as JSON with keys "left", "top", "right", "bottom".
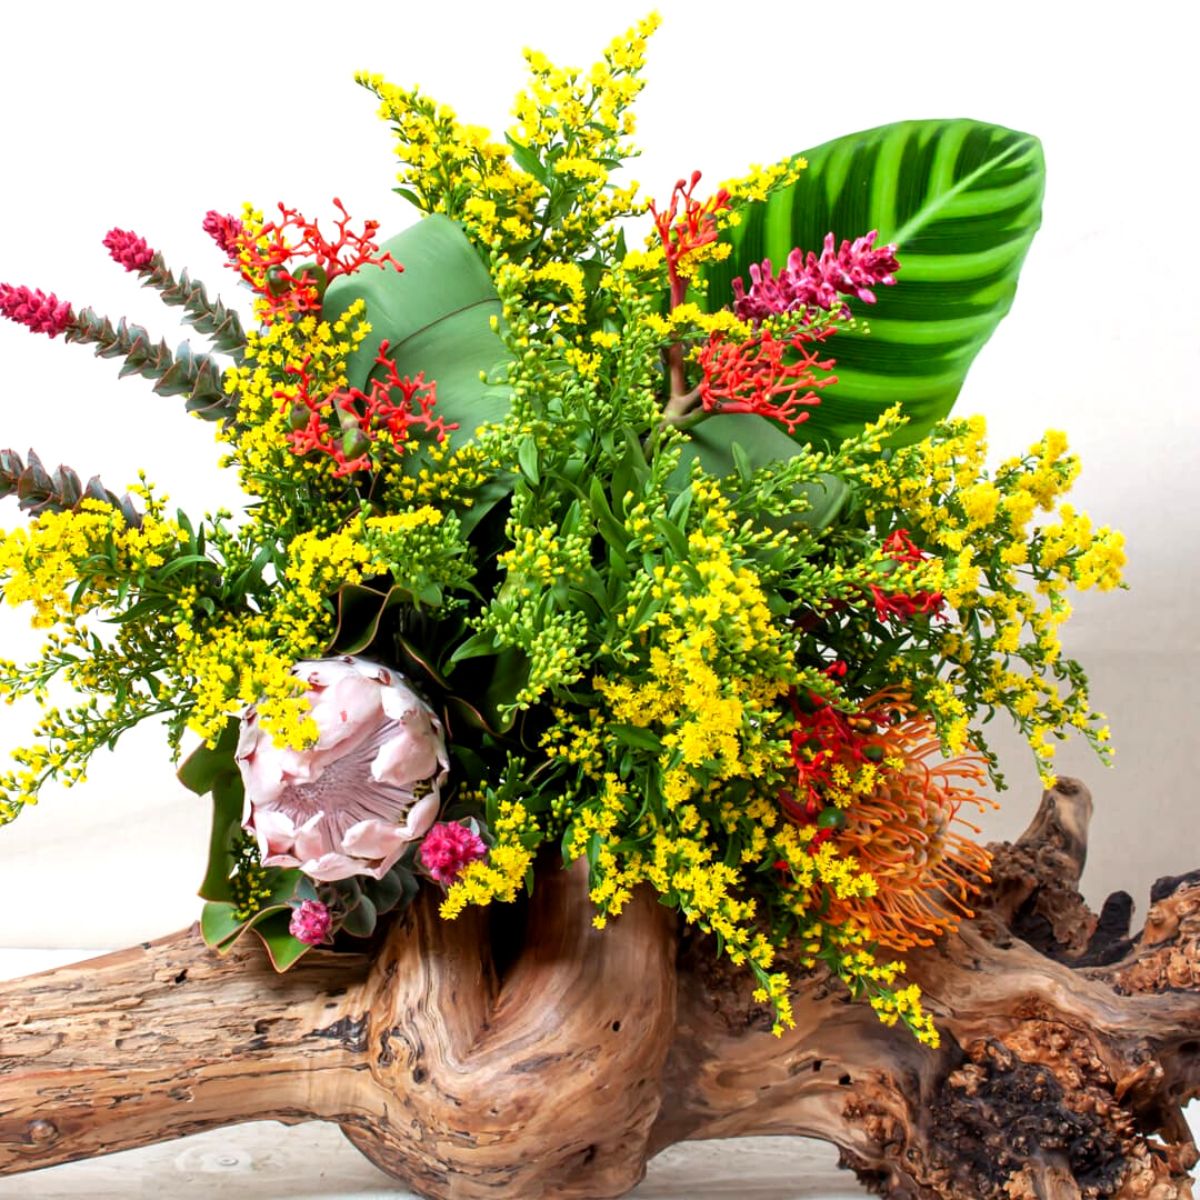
{"left": 0, "top": 0, "right": 1196, "bottom": 951}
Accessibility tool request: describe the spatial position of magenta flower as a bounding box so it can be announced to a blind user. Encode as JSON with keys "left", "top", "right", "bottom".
{"left": 289, "top": 899, "right": 333, "bottom": 945}
{"left": 102, "top": 227, "right": 155, "bottom": 273}
{"left": 419, "top": 821, "right": 488, "bottom": 886}
{"left": 732, "top": 231, "right": 900, "bottom": 322}
{"left": 203, "top": 210, "right": 245, "bottom": 256}
{"left": 237, "top": 657, "right": 449, "bottom": 884}
{"left": 0, "top": 283, "right": 73, "bottom": 337}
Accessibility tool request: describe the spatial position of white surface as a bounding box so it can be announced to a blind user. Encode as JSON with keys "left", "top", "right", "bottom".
{"left": 0, "top": 3, "right": 1197, "bottom": 941}
{"left": 0, "top": 950, "right": 1196, "bottom": 1198}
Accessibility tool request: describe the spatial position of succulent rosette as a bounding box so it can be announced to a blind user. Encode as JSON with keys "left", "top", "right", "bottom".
{"left": 237, "top": 656, "right": 448, "bottom": 883}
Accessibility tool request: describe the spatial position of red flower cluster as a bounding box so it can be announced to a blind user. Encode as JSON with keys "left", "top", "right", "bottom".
{"left": 697, "top": 327, "right": 837, "bottom": 432}
{"left": 220, "top": 198, "right": 401, "bottom": 320}
{"left": 102, "top": 227, "right": 155, "bottom": 273}
{"left": 281, "top": 339, "right": 458, "bottom": 476}
{"left": 0, "top": 283, "right": 73, "bottom": 338}
{"left": 779, "top": 664, "right": 866, "bottom": 841}
{"left": 732, "top": 231, "right": 900, "bottom": 323}
{"left": 649, "top": 171, "right": 731, "bottom": 303}
{"left": 869, "top": 529, "right": 944, "bottom": 624}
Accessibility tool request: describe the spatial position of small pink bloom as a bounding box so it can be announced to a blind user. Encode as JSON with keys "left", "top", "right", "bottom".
{"left": 102, "top": 227, "right": 155, "bottom": 272}
{"left": 0, "top": 283, "right": 73, "bottom": 337}
{"left": 732, "top": 231, "right": 900, "bottom": 322}
{"left": 289, "top": 899, "right": 333, "bottom": 945}
{"left": 419, "top": 821, "right": 487, "bottom": 886}
{"left": 203, "top": 210, "right": 245, "bottom": 256}
{"left": 237, "top": 657, "right": 449, "bottom": 884}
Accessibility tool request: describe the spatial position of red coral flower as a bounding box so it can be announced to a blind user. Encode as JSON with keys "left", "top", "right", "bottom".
{"left": 697, "top": 327, "right": 837, "bottom": 432}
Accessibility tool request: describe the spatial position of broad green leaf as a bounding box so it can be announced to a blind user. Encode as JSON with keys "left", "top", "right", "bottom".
{"left": 703, "top": 120, "right": 1044, "bottom": 445}
{"left": 177, "top": 718, "right": 239, "bottom": 795}
{"left": 200, "top": 901, "right": 245, "bottom": 949}
{"left": 199, "top": 869, "right": 303, "bottom": 955}
{"left": 679, "top": 414, "right": 849, "bottom": 531}
{"left": 198, "top": 770, "right": 245, "bottom": 902}
{"left": 321, "top": 214, "right": 512, "bottom": 454}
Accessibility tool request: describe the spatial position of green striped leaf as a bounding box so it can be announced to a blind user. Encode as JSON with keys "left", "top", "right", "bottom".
{"left": 703, "top": 120, "right": 1045, "bottom": 445}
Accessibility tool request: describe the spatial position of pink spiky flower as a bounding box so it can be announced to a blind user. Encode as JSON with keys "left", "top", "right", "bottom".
{"left": 203, "top": 210, "right": 245, "bottom": 257}
{"left": 289, "top": 899, "right": 333, "bottom": 945}
{"left": 732, "top": 231, "right": 900, "bottom": 322}
{"left": 102, "top": 227, "right": 155, "bottom": 273}
{"left": 0, "top": 283, "right": 73, "bottom": 337}
{"left": 419, "top": 821, "right": 488, "bottom": 886}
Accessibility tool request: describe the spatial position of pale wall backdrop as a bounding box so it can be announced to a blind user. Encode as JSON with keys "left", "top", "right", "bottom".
{"left": 0, "top": 0, "right": 1196, "bottom": 947}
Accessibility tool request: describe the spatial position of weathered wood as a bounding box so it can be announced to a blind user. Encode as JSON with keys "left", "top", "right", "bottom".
{"left": 1, "top": 779, "right": 1197, "bottom": 1199}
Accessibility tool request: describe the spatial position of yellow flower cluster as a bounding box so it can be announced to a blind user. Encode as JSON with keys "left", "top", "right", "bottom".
{"left": 859, "top": 412, "right": 1124, "bottom": 783}
{"left": 176, "top": 507, "right": 455, "bottom": 748}
{"left": 0, "top": 500, "right": 183, "bottom": 628}
{"left": 219, "top": 298, "right": 371, "bottom": 533}
{"left": 439, "top": 801, "right": 536, "bottom": 918}
{"left": 357, "top": 74, "right": 540, "bottom": 242}
{"left": 359, "top": 14, "right": 657, "bottom": 267}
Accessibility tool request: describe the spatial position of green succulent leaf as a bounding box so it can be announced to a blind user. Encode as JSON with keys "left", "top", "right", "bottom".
{"left": 321, "top": 214, "right": 512, "bottom": 456}
{"left": 703, "top": 119, "right": 1045, "bottom": 445}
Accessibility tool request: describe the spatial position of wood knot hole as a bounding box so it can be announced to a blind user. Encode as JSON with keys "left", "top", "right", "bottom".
{"left": 28, "top": 1119, "right": 58, "bottom": 1145}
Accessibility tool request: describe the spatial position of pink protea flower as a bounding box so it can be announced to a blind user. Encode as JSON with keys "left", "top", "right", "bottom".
{"left": 289, "top": 899, "right": 333, "bottom": 945}
{"left": 237, "top": 656, "right": 449, "bottom": 884}
{"left": 0, "top": 283, "right": 73, "bottom": 337}
{"left": 102, "top": 227, "right": 155, "bottom": 272}
{"left": 203, "top": 210, "right": 245, "bottom": 256}
{"left": 419, "top": 821, "right": 487, "bottom": 886}
{"left": 732, "top": 231, "right": 900, "bottom": 322}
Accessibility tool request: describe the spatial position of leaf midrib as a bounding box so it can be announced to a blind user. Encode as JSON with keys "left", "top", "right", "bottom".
{"left": 889, "top": 137, "right": 1032, "bottom": 247}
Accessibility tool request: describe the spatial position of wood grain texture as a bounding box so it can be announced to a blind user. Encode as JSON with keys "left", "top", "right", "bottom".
{"left": 1, "top": 780, "right": 1198, "bottom": 1199}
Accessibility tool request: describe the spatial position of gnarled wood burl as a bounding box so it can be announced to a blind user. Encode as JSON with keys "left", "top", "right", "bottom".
{"left": 1, "top": 779, "right": 1198, "bottom": 1198}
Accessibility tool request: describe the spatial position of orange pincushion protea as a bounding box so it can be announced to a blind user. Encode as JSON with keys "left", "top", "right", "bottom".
{"left": 828, "top": 693, "right": 994, "bottom": 951}
{"left": 784, "top": 686, "right": 994, "bottom": 952}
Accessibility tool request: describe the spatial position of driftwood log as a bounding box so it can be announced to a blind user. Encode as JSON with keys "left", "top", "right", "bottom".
{"left": 1, "top": 778, "right": 1197, "bottom": 1198}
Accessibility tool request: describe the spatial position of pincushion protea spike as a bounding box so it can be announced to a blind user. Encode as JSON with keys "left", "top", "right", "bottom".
{"left": 782, "top": 688, "right": 994, "bottom": 952}
{"left": 826, "top": 693, "right": 994, "bottom": 951}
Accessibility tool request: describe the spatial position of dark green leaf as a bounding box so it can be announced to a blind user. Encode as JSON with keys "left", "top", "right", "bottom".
{"left": 252, "top": 910, "right": 315, "bottom": 971}
{"left": 177, "top": 719, "right": 239, "bottom": 795}
{"left": 198, "top": 770, "right": 245, "bottom": 902}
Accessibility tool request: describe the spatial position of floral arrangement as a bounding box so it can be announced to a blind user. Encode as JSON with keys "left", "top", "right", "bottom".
{"left": 0, "top": 16, "right": 1125, "bottom": 1045}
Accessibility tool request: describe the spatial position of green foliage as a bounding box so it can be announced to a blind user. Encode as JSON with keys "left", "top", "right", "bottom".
{"left": 321, "top": 215, "right": 512, "bottom": 455}
{"left": 65, "top": 308, "right": 232, "bottom": 421}
{"left": 703, "top": 120, "right": 1045, "bottom": 445}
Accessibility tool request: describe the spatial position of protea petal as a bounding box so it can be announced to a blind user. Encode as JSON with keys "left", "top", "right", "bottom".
{"left": 238, "top": 656, "right": 448, "bottom": 885}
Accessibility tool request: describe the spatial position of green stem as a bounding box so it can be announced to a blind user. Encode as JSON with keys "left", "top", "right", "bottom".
{"left": 66, "top": 309, "right": 236, "bottom": 423}
{"left": 139, "top": 254, "right": 247, "bottom": 359}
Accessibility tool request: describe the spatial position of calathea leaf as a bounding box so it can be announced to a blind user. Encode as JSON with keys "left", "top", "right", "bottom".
{"left": 702, "top": 119, "right": 1045, "bottom": 446}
